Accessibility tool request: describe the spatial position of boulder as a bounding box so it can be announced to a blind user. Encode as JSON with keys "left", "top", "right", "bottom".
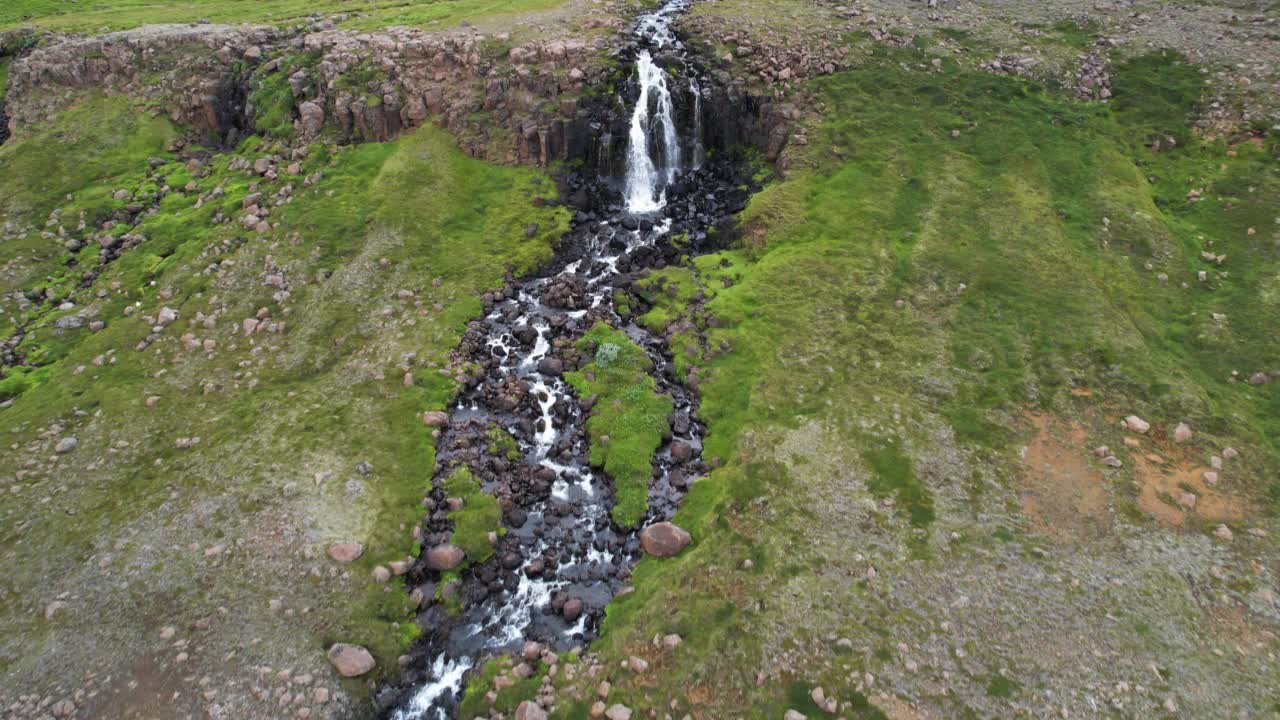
{"left": 327, "top": 643, "right": 375, "bottom": 677}
{"left": 327, "top": 542, "right": 363, "bottom": 563}
{"left": 422, "top": 410, "right": 450, "bottom": 427}
{"left": 426, "top": 543, "right": 465, "bottom": 571}
{"left": 54, "top": 437, "right": 79, "bottom": 454}
{"left": 515, "top": 701, "right": 548, "bottom": 720}
{"left": 639, "top": 522, "right": 691, "bottom": 557}
{"left": 1173, "top": 422, "right": 1193, "bottom": 443}
{"left": 1122, "top": 415, "right": 1150, "bottom": 434}
{"left": 605, "top": 705, "right": 632, "bottom": 720}
{"left": 299, "top": 101, "right": 325, "bottom": 136}
{"left": 562, "top": 596, "right": 584, "bottom": 622}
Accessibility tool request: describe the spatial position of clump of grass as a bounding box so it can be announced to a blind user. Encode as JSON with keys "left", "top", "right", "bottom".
{"left": 862, "top": 441, "right": 934, "bottom": 528}
{"left": 486, "top": 423, "right": 522, "bottom": 461}
{"left": 247, "top": 54, "right": 319, "bottom": 139}
{"left": 565, "top": 323, "right": 673, "bottom": 527}
{"left": 442, "top": 467, "right": 501, "bottom": 566}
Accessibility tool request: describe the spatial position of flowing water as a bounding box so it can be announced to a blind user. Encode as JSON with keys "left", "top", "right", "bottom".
{"left": 386, "top": 1, "right": 727, "bottom": 716}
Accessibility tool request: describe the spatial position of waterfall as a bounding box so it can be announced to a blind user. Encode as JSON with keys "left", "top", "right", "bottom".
{"left": 623, "top": 50, "right": 680, "bottom": 213}
{"left": 690, "top": 77, "right": 705, "bottom": 170}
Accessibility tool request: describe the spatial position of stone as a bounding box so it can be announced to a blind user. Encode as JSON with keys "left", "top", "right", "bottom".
{"left": 627, "top": 655, "right": 648, "bottom": 673}
{"left": 372, "top": 566, "right": 391, "bottom": 583}
{"left": 327, "top": 542, "right": 363, "bottom": 563}
{"left": 327, "top": 643, "right": 375, "bottom": 677}
{"left": 157, "top": 306, "right": 178, "bottom": 326}
{"left": 422, "top": 410, "right": 450, "bottom": 427}
{"left": 1213, "top": 524, "right": 1233, "bottom": 541}
{"left": 639, "top": 522, "right": 691, "bottom": 557}
{"left": 523, "top": 641, "right": 543, "bottom": 661}
{"left": 784, "top": 711, "right": 807, "bottom": 720}
{"left": 50, "top": 699, "right": 75, "bottom": 718}
{"left": 426, "top": 543, "right": 465, "bottom": 571}
{"left": 810, "top": 686, "right": 837, "bottom": 714}
{"left": 1177, "top": 491, "right": 1197, "bottom": 509}
{"left": 389, "top": 558, "right": 413, "bottom": 575}
{"left": 1173, "top": 422, "right": 1193, "bottom": 443}
{"left": 1102, "top": 456, "right": 1123, "bottom": 468}
{"left": 605, "top": 705, "right": 632, "bottom": 720}
{"left": 1123, "top": 415, "right": 1150, "bottom": 434}
{"left": 1202, "top": 471, "right": 1219, "bottom": 485}
{"left": 1247, "top": 372, "right": 1268, "bottom": 385}
{"left": 669, "top": 439, "right": 692, "bottom": 462}
{"left": 562, "top": 596, "right": 584, "bottom": 621}
{"left": 299, "top": 101, "right": 325, "bottom": 136}
{"left": 597, "top": 680, "right": 611, "bottom": 698}
{"left": 1222, "top": 447, "right": 1238, "bottom": 460}
{"left": 55, "top": 437, "right": 79, "bottom": 454}
{"left": 515, "top": 701, "right": 548, "bottom": 720}
{"left": 662, "top": 633, "right": 682, "bottom": 650}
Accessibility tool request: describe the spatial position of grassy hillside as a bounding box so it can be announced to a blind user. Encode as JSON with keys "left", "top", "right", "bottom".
{"left": 0, "top": 93, "right": 568, "bottom": 713}
{"left": 0, "top": 0, "right": 574, "bottom": 33}
{"left": 496, "top": 47, "right": 1279, "bottom": 719}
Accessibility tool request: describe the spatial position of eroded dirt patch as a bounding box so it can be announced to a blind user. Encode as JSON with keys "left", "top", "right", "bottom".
{"left": 1133, "top": 453, "right": 1252, "bottom": 526}
{"left": 1019, "top": 412, "right": 1111, "bottom": 542}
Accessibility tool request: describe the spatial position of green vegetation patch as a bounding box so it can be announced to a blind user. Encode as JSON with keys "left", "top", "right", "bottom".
{"left": 442, "top": 467, "right": 502, "bottom": 566}
{"left": 565, "top": 323, "right": 673, "bottom": 527}
{"left": 0, "top": 0, "right": 572, "bottom": 34}
{"left": 862, "top": 441, "right": 934, "bottom": 527}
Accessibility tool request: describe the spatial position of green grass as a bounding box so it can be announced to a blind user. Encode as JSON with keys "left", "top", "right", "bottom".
{"left": 442, "top": 467, "right": 502, "bottom": 567}
{"left": 0, "top": 95, "right": 177, "bottom": 305}
{"left": 862, "top": 441, "right": 934, "bottom": 528}
{"left": 565, "top": 323, "right": 673, "bottom": 527}
{"left": 0, "top": 0, "right": 573, "bottom": 33}
{"left": 0, "top": 100, "right": 569, "bottom": 690}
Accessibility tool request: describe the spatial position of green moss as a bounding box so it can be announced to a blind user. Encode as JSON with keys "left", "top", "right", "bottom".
{"left": 487, "top": 423, "right": 523, "bottom": 461}
{"left": 565, "top": 323, "right": 674, "bottom": 527}
{"left": 442, "top": 467, "right": 502, "bottom": 567}
{"left": 1111, "top": 49, "right": 1204, "bottom": 150}
{"left": 986, "top": 674, "right": 1019, "bottom": 698}
{"left": 248, "top": 56, "right": 308, "bottom": 138}
{"left": 862, "top": 441, "right": 934, "bottom": 527}
{"left": 0, "top": 94, "right": 177, "bottom": 298}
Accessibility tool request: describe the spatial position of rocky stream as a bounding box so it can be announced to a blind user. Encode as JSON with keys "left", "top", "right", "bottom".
{"left": 378, "top": 1, "right": 761, "bottom": 717}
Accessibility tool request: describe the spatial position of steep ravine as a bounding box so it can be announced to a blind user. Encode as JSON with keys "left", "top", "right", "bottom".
{"left": 378, "top": 2, "right": 765, "bottom": 717}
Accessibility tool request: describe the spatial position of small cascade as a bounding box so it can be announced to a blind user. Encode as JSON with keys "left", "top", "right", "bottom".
{"left": 689, "top": 77, "right": 705, "bottom": 170}
{"left": 623, "top": 49, "right": 680, "bottom": 213}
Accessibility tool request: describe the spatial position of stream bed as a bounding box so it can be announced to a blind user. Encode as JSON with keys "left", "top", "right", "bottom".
{"left": 381, "top": 2, "right": 758, "bottom": 716}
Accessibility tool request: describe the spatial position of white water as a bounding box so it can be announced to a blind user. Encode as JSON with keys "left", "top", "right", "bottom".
{"left": 623, "top": 50, "right": 680, "bottom": 213}
{"left": 622, "top": 0, "right": 690, "bottom": 213}
{"left": 395, "top": 654, "right": 473, "bottom": 720}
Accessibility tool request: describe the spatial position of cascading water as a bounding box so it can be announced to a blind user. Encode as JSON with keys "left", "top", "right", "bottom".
{"left": 382, "top": 1, "right": 749, "bottom": 717}
{"left": 622, "top": 0, "right": 690, "bottom": 213}
{"left": 622, "top": 50, "right": 680, "bottom": 213}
